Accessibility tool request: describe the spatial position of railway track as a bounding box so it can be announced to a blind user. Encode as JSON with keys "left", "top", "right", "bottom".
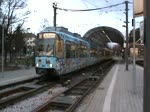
{"left": 32, "top": 60, "right": 114, "bottom": 112}
{"left": 0, "top": 76, "right": 41, "bottom": 91}
{"left": 0, "top": 59, "right": 114, "bottom": 112}
{"left": 0, "top": 80, "right": 56, "bottom": 109}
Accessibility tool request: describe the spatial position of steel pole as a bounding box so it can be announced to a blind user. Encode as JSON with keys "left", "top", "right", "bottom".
{"left": 144, "top": 0, "right": 150, "bottom": 111}
{"left": 53, "top": 3, "right": 57, "bottom": 29}
{"left": 125, "top": 0, "right": 129, "bottom": 71}
{"left": 132, "top": 18, "right": 136, "bottom": 94}
{"left": 2, "top": 25, "right": 4, "bottom": 76}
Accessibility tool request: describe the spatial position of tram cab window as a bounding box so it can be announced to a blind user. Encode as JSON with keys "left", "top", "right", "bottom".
{"left": 36, "top": 32, "right": 55, "bottom": 56}
{"left": 56, "top": 36, "right": 64, "bottom": 58}
{"left": 36, "top": 42, "right": 54, "bottom": 56}
{"left": 46, "top": 44, "right": 53, "bottom": 56}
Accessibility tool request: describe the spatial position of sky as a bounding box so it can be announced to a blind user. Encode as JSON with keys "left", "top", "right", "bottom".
{"left": 24, "top": 0, "right": 143, "bottom": 36}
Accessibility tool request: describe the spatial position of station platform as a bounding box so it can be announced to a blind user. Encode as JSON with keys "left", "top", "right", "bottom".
{"left": 0, "top": 67, "right": 39, "bottom": 86}
{"left": 76, "top": 61, "right": 143, "bottom": 112}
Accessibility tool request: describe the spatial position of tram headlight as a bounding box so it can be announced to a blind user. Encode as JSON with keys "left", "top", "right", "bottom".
{"left": 49, "top": 64, "right": 53, "bottom": 67}
{"left": 36, "top": 63, "right": 39, "bottom": 67}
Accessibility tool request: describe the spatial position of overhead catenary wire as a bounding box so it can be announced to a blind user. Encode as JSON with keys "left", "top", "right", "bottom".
{"left": 55, "top": 2, "right": 131, "bottom": 12}
{"left": 80, "top": 0, "right": 89, "bottom": 8}
{"left": 81, "top": 0, "right": 98, "bottom": 8}
{"left": 54, "top": 1, "right": 132, "bottom": 22}
{"left": 80, "top": 0, "right": 128, "bottom": 22}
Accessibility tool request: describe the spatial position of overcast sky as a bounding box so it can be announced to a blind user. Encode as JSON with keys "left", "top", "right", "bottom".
{"left": 24, "top": 0, "right": 143, "bottom": 36}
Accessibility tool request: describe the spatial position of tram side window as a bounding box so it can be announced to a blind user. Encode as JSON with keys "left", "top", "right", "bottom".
{"left": 79, "top": 45, "right": 88, "bottom": 58}
{"left": 97, "top": 48, "right": 103, "bottom": 57}
{"left": 56, "top": 36, "right": 64, "bottom": 58}
{"left": 66, "top": 41, "right": 78, "bottom": 59}
{"left": 98, "top": 51, "right": 103, "bottom": 57}
{"left": 90, "top": 48, "right": 97, "bottom": 57}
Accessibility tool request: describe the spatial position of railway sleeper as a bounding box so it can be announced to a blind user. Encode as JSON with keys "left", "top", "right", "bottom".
{"left": 74, "top": 86, "right": 89, "bottom": 90}
{"left": 88, "top": 76, "right": 100, "bottom": 81}
{"left": 41, "top": 96, "right": 78, "bottom": 111}
{"left": 39, "top": 102, "right": 71, "bottom": 111}
{"left": 64, "top": 89, "right": 86, "bottom": 95}
{"left": 78, "top": 82, "right": 96, "bottom": 88}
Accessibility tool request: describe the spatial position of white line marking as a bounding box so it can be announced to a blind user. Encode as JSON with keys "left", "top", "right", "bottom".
{"left": 137, "top": 65, "right": 143, "bottom": 70}
{"left": 102, "top": 65, "right": 119, "bottom": 112}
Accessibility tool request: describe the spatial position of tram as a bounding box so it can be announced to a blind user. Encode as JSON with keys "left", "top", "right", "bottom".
{"left": 35, "top": 27, "right": 112, "bottom": 76}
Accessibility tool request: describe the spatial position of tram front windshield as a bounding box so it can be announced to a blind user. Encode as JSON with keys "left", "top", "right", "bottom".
{"left": 36, "top": 38, "right": 55, "bottom": 56}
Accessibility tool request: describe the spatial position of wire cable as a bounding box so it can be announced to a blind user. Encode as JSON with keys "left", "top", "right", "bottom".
{"left": 56, "top": 2, "right": 125, "bottom": 12}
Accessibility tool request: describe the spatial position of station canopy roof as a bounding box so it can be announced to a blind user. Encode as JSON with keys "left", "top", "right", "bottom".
{"left": 83, "top": 26, "right": 125, "bottom": 47}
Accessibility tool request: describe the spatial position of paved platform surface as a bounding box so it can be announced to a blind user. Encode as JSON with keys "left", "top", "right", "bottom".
{"left": 0, "top": 67, "right": 38, "bottom": 86}
{"left": 75, "top": 62, "right": 143, "bottom": 112}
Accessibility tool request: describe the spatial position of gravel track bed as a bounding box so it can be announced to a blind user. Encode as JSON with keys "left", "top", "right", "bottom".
{"left": 1, "top": 84, "right": 67, "bottom": 112}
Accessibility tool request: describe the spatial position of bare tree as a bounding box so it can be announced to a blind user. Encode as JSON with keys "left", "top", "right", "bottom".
{"left": 39, "top": 18, "right": 51, "bottom": 31}
{"left": 8, "top": 22, "right": 26, "bottom": 62}
{"left": 1, "top": 0, "right": 30, "bottom": 32}
{"left": 0, "top": 0, "right": 3, "bottom": 16}
{"left": 0, "top": 0, "right": 30, "bottom": 63}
